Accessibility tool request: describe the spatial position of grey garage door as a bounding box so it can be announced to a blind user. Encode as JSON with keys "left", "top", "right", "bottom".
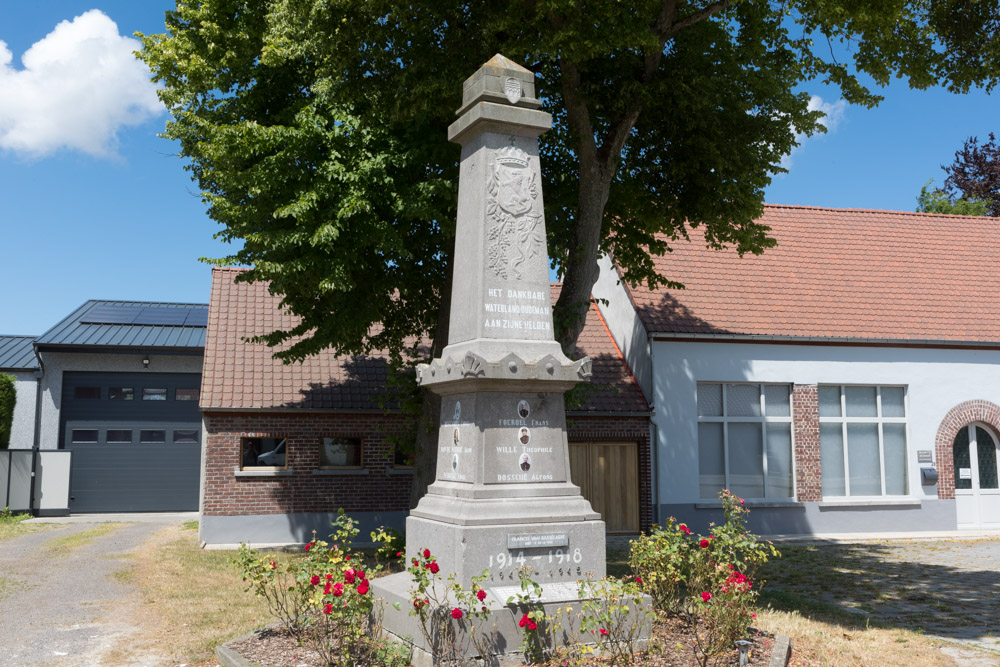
{"left": 62, "top": 371, "right": 201, "bottom": 512}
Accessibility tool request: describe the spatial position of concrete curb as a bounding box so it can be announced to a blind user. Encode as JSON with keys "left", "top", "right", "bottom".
{"left": 215, "top": 630, "right": 261, "bottom": 667}
{"left": 769, "top": 634, "right": 792, "bottom": 667}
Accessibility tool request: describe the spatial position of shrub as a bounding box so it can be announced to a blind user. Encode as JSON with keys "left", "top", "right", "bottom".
{"left": 627, "top": 517, "right": 696, "bottom": 614}
{"left": 407, "top": 548, "right": 497, "bottom": 663}
{"left": 0, "top": 373, "right": 15, "bottom": 449}
{"left": 235, "top": 509, "right": 408, "bottom": 666}
{"left": 576, "top": 576, "right": 651, "bottom": 665}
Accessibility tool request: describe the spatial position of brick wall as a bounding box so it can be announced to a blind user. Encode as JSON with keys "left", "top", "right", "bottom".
{"left": 566, "top": 415, "right": 653, "bottom": 531}
{"left": 792, "top": 384, "right": 822, "bottom": 501}
{"left": 933, "top": 399, "right": 1000, "bottom": 500}
{"left": 202, "top": 412, "right": 414, "bottom": 516}
{"left": 203, "top": 411, "right": 652, "bottom": 528}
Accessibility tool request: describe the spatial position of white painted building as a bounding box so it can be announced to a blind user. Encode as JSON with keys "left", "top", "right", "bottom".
{"left": 594, "top": 205, "right": 1000, "bottom": 534}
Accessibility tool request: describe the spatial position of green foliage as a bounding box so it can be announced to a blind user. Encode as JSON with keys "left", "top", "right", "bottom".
{"left": 137, "top": 1, "right": 1000, "bottom": 361}
{"left": 630, "top": 490, "right": 779, "bottom": 666}
{"left": 407, "top": 547, "right": 497, "bottom": 662}
{"left": 0, "top": 374, "right": 15, "bottom": 449}
{"left": 916, "top": 180, "right": 990, "bottom": 216}
{"left": 576, "top": 577, "right": 651, "bottom": 666}
{"left": 235, "top": 509, "right": 408, "bottom": 666}
{"left": 0, "top": 507, "right": 30, "bottom": 524}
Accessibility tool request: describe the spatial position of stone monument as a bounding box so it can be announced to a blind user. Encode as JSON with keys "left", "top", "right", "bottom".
{"left": 375, "top": 54, "right": 627, "bottom": 663}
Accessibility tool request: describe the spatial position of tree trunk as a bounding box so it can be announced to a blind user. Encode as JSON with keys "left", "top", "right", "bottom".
{"left": 408, "top": 244, "right": 454, "bottom": 509}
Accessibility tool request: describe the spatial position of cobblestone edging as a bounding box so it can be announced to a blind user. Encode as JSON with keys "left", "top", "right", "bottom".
{"left": 216, "top": 631, "right": 795, "bottom": 667}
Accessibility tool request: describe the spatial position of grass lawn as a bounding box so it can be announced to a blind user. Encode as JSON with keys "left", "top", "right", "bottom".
{"left": 106, "top": 522, "right": 308, "bottom": 665}
{"left": 0, "top": 509, "right": 57, "bottom": 541}
{"left": 608, "top": 542, "right": 962, "bottom": 667}
{"left": 103, "top": 526, "right": 978, "bottom": 666}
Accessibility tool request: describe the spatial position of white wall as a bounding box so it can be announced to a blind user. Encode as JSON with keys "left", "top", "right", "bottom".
{"left": 653, "top": 340, "right": 1000, "bottom": 504}
{"left": 37, "top": 351, "right": 204, "bottom": 449}
{"left": 8, "top": 371, "right": 38, "bottom": 449}
{"left": 592, "top": 255, "right": 653, "bottom": 401}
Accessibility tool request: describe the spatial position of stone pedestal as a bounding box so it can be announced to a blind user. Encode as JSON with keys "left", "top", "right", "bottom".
{"left": 372, "top": 54, "right": 641, "bottom": 663}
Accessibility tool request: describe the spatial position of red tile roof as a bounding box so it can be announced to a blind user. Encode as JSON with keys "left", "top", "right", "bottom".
{"left": 624, "top": 205, "right": 1000, "bottom": 344}
{"left": 202, "top": 268, "right": 647, "bottom": 412}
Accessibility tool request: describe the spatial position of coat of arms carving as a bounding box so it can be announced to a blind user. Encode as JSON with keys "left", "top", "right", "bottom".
{"left": 486, "top": 144, "right": 543, "bottom": 280}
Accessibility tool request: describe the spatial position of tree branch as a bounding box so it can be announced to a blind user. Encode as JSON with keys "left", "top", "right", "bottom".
{"left": 665, "top": 0, "right": 734, "bottom": 38}
{"left": 558, "top": 57, "right": 598, "bottom": 166}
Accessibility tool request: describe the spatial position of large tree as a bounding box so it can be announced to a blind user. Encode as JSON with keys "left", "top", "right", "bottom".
{"left": 139, "top": 1, "right": 1000, "bottom": 503}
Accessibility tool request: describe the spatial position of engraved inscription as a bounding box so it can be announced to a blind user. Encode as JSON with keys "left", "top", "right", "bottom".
{"left": 486, "top": 145, "right": 543, "bottom": 280}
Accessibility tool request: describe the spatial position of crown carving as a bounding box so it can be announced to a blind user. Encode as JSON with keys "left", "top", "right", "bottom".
{"left": 495, "top": 144, "right": 529, "bottom": 168}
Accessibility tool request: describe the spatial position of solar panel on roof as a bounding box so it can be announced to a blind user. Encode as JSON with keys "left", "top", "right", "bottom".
{"left": 79, "top": 305, "right": 142, "bottom": 324}
{"left": 133, "top": 306, "right": 190, "bottom": 325}
{"left": 183, "top": 309, "right": 208, "bottom": 327}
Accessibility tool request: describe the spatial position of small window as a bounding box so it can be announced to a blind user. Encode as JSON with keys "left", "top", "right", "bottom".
{"left": 175, "top": 388, "right": 199, "bottom": 401}
{"left": 73, "top": 386, "right": 101, "bottom": 400}
{"left": 71, "top": 429, "right": 99, "bottom": 443}
{"left": 173, "top": 429, "right": 199, "bottom": 444}
{"left": 107, "top": 429, "right": 132, "bottom": 443}
{"left": 109, "top": 387, "right": 134, "bottom": 401}
{"left": 393, "top": 446, "right": 414, "bottom": 469}
{"left": 241, "top": 437, "right": 287, "bottom": 469}
{"left": 319, "top": 437, "right": 363, "bottom": 469}
{"left": 142, "top": 388, "right": 167, "bottom": 401}
{"left": 140, "top": 430, "right": 166, "bottom": 443}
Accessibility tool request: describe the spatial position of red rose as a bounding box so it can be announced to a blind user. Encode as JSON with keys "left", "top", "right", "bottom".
{"left": 344, "top": 569, "right": 356, "bottom": 584}
{"left": 701, "top": 591, "right": 712, "bottom": 602}
{"left": 599, "top": 628, "right": 608, "bottom": 636}
{"left": 413, "top": 598, "right": 425, "bottom": 610}
{"left": 635, "top": 576, "right": 643, "bottom": 584}
{"left": 396, "top": 551, "right": 404, "bottom": 558}
{"left": 333, "top": 583, "right": 344, "bottom": 597}
{"left": 451, "top": 608, "right": 463, "bottom": 619}
{"left": 476, "top": 589, "right": 487, "bottom": 602}
{"left": 699, "top": 539, "right": 710, "bottom": 549}
{"left": 429, "top": 562, "right": 440, "bottom": 574}
{"left": 519, "top": 614, "right": 528, "bottom": 628}
{"left": 344, "top": 556, "right": 351, "bottom": 561}
{"left": 269, "top": 560, "right": 277, "bottom": 570}
{"left": 357, "top": 581, "right": 369, "bottom": 595}
{"left": 423, "top": 549, "right": 431, "bottom": 558}
{"left": 305, "top": 542, "right": 314, "bottom": 552}
{"left": 357, "top": 570, "right": 366, "bottom": 580}
{"left": 323, "top": 603, "right": 333, "bottom": 614}
{"left": 326, "top": 573, "right": 333, "bottom": 581}
{"left": 527, "top": 620, "right": 537, "bottom": 631}
{"left": 679, "top": 524, "right": 691, "bottom": 535}
{"left": 324, "top": 583, "right": 332, "bottom": 595}
{"left": 310, "top": 575, "right": 320, "bottom": 585}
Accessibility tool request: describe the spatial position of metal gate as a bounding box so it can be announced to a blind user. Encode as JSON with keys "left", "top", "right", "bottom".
{"left": 0, "top": 449, "right": 71, "bottom": 515}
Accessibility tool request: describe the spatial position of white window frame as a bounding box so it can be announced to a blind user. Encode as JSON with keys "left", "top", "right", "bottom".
{"left": 818, "top": 384, "right": 909, "bottom": 498}
{"left": 696, "top": 382, "right": 795, "bottom": 500}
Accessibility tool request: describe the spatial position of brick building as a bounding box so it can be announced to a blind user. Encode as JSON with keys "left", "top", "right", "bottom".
{"left": 199, "top": 268, "right": 651, "bottom": 547}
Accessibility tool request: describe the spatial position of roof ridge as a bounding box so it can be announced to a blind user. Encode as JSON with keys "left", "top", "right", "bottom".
{"left": 0, "top": 334, "right": 37, "bottom": 339}
{"left": 89, "top": 299, "right": 209, "bottom": 307}
{"left": 763, "top": 202, "right": 993, "bottom": 219}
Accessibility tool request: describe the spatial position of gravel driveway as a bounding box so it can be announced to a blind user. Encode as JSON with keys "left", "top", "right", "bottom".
{"left": 0, "top": 521, "right": 169, "bottom": 666}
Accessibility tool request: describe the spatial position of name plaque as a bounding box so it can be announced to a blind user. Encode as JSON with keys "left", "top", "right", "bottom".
{"left": 917, "top": 450, "right": 933, "bottom": 464}
{"left": 507, "top": 532, "right": 569, "bottom": 549}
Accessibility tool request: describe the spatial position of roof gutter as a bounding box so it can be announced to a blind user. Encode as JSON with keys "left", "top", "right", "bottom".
{"left": 649, "top": 332, "right": 1000, "bottom": 350}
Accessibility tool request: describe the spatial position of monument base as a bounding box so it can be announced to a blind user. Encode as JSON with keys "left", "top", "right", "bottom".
{"left": 371, "top": 571, "right": 653, "bottom": 666}
{"left": 406, "top": 512, "right": 607, "bottom": 586}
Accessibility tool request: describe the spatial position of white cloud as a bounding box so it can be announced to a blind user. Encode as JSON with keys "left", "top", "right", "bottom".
{"left": 780, "top": 95, "right": 847, "bottom": 169}
{"left": 0, "top": 10, "right": 162, "bottom": 158}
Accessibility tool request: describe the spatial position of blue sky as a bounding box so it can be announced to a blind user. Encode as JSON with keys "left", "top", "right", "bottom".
{"left": 1, "top": 4, "right": 996, "bottom": 336}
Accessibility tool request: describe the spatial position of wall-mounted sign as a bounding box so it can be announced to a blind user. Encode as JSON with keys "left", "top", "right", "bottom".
{"left": 959, "top": 468, "right": 972, "bottom": 479}
{"left": 917, "top": 450, "right": 933, "bottom": 464}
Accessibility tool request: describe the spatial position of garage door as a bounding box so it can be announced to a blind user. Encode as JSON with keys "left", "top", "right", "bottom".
{"left": 61, "top": 371, "right": 201, "bottom": 512}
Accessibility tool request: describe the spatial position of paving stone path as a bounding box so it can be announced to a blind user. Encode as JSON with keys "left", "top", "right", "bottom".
{"left": 764, "top": 537, "right": 1000, "bottom": 660}
{"left": 0, "top": 521, "right": 168, "bottom": 666}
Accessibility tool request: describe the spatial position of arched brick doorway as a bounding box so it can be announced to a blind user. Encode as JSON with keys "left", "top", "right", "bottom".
{"left": 935, "top": 400, "right": 1000, "bottom": 500}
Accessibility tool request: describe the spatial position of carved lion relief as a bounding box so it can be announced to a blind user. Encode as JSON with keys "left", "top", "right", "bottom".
{"left": 486, "top": 144, "right": 543, "bottom": 280}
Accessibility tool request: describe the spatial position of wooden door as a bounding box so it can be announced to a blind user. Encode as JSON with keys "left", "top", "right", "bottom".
{"left": 569, "top": 441, "right": 640, "bottom": 533}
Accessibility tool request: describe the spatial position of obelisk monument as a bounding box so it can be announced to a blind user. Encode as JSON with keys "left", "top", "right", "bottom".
{"left": 374, "top": 54, "right": 609, "bottom": 661}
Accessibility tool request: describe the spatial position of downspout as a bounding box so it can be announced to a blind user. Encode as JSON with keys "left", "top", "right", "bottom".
{"left": 649, "top": 332, "right": 660, "bottom": 526}
{"left": 29, "top": 345, "right": 44, "bottom": 515}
